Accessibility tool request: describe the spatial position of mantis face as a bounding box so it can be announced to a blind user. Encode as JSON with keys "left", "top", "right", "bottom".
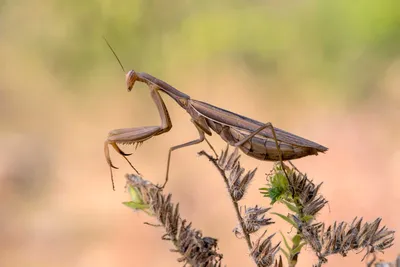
{"left": 126, "top": 70, "right": 138, "bottom": 91}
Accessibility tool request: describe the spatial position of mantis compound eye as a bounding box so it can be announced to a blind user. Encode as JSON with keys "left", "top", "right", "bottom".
{"left": 126, "top": 70, "right": 137, "bottom": 91}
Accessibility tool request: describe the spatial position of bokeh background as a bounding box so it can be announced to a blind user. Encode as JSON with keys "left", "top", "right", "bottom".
{"left": 0, "top": 0, "right": 399, "bottom": 266}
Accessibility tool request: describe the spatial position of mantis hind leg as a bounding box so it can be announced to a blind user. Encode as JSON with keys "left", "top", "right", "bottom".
{"left": 233, "top": 122, "right": 288, "bottom": 177}
{"left": 162, "top": 123, "right": 205, "bottom": 189}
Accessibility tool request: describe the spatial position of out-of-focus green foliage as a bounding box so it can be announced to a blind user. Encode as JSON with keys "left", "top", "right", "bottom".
{"left": 2, "top": 0, "right": 400, "bottom": 99}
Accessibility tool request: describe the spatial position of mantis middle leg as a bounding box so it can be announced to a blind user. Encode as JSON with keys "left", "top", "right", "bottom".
{"left": 162, "top": 121, "right": 206, "bottom": 188}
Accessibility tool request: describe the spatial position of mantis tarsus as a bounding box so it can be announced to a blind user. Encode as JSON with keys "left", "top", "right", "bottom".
{"left": 104, "top": 41, "right": 328, "bottom": 190}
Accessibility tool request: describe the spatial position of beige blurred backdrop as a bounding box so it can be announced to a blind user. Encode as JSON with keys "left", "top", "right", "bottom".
{"left": 0, "top": 0, "right": 399, "bottom": 266}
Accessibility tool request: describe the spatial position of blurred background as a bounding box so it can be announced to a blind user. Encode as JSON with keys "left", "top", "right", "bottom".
{"left": 0, "top": 0, "right": 399, "bottom": 266}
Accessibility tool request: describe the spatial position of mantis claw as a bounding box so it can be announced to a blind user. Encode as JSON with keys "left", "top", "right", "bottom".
{"left": 110, "top": 163, "right": 119, "bottom": 169}
{"left": 111, "top": 143, "right": 131, "bottom": 156}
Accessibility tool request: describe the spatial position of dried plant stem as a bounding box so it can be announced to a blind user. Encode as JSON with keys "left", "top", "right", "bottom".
{"left": 289, "top": 244, "right": 299, "bottom": 267}
{"left": 233, "top": 200, "right": 253, "bottom": 250}
{"left": 124, "top": 174, "right": 223, "bottom": 266}
{"left": 198, "top": 150, "right": 253, "bottom": 251}
{"left": 289, "top": 199, "right": 305, "bottom": 267}
{"left": 120, "top": 145, "right": 394, "bottom": 267}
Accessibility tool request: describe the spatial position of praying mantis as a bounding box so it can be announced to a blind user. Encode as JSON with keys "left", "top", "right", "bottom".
{"left": 104, "top": 40, "right": 328, "bottom": 190}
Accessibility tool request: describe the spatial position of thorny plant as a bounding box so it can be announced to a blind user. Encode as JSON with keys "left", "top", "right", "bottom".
{"left": 124, "top": 174, "right": 223, "bottom": 267}
{"left": 123, "top": 146, "right": 395, "bottom": 267}
{"left": 259, "top": 162, "right": 395, "bottom": 267}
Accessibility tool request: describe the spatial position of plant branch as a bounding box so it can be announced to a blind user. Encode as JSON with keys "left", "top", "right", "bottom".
{"left": 198, "top": 150, "right": 253, "bottom": 251}
{"left": 124, "top": 174, "right": 223, "bottom": 267}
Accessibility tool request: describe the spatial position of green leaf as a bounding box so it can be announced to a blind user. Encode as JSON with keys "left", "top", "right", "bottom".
{"left": 302, "top": 215, "right": 314, "bottom": 223}
{"left": 282, "top": 200, "right": 299, "bottom": 213}
{"left": 280, "top": 248, "right": 290, "bottom": 260}
{"left": 292, "top": 234, "right": 302, "bottom": 246}
{"left": 292, "top": 242, "right": 306, "bottom": 255}
{"left": 280, "top": 231, "right": 291, "bottom": 251}
{"left": 262, "top": 166, "right": 293, "bottom": 204}
{"left": 122, "top": 201, "right": 149, "bottom": 210}
{"left": 128, "top": 186, "right": 143, "bottom": 203}
{"left": 268, "top": 187, "right": 283, "bottom": 204}
{"left": 273, "top": 173, "right": 288, "bottom": 189}
{"left": 272, "top": 212, "right": 297, "bottom": 229}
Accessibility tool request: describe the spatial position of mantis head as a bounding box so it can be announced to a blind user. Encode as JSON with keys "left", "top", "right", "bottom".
{"left": 102, "top": 37, "right": 137, "bottom": 91}
{"left": 126, "top": 70, "right": 138, "bottom": 91}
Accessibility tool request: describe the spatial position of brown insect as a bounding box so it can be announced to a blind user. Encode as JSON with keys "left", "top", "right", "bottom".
{"left": 104, "top": 39, "right": 328, "bottom": 189}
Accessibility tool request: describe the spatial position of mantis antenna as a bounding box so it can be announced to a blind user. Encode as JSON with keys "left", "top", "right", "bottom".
{"left": 103, "top": 36, "right": 126, "bottom": 73}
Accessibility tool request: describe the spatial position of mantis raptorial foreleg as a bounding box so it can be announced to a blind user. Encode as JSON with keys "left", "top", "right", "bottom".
{"left": 105, "top": 84, "right": 172, "bottom": 190}
{"left": 105, "top": 126, "right": 161, "bottom": 190}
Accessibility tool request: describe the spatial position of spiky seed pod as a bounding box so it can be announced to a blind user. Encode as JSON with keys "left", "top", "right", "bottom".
{"left": 300, "top": 217, "right": 395, "bottom": 263}
{"left": 234, "top": 206, "right": 274, "bottom": 237}
{"left": 261, "top": 164, "right": 328, "bottom": 220}
{"left": 274, "top": 256, "right": 283, "bottom": 267}
{"left": 217, "top": 144, "right": 240, "bottom": 171}
{"left": 214, "top": 145, "right": 257, "bottom": 201}
{"left": 251, "top": 232, "right": 281, "bottom": 267}
{"left": 125, "top": 174, "right": 223, "bottom": 267}
{"left": 199, "top": 147, "right": 280, "bottom": 263}
{"left": 285, "top": 170, "right": 328, "bottom": 217}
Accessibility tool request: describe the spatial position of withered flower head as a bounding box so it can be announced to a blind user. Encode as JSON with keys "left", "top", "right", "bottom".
{"left": 251, "top": 232, "right": 281, "bottom": 267}
{"left": 261, "top": 163, "right": 328, "bottom": 222}
{"left": 301, "top": 217, "right": 395, "bottom": 263}
{"left": 234, "top": 206, "right": 274, "bottom": 237}
{"left": 125, "top": 174, "right": 223, "bottom": 267}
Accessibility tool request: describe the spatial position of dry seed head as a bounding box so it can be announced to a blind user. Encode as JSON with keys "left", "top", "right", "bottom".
{"left": 216, "top": 145, "right": 256, "bottom": 201}
{"left": 281, "top": 166, "right": 328, "bottom": 218}
{"left": 125, "top": 174, "right": 223, "bottom": 266}
{"left": 300, "top": 217, "right": 395, "bottom": 262}
{"left": 251, "top": 231, "right": 281, "bottom": 267}
{"left": 234, "top": 206, "right": 274, "bottom": 237}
